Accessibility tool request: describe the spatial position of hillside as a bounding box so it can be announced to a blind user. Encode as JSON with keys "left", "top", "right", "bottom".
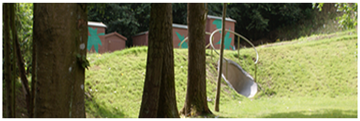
{"left": 84, "top": 29, "right": 358, "bottom": 118}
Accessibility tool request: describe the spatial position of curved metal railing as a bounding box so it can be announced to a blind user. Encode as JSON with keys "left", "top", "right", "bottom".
{"left": 209, "top": 29, "right": 259, "bottom": 64}
{"left": 179, "top": 32, "right": 213, "bottom": 49}
{"left": 178, "top": 28, "right": 261, "bottom": 90}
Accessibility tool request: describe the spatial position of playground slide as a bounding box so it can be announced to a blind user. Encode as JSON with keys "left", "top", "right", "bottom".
{"left": 218, "top": 58, "right": 257, "bottom": 98}
{"left": 206, "top": 28, "right": 259, "bottom": 98}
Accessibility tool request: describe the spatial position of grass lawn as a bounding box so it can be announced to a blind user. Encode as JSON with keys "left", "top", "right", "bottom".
{"left": 212, "top": 96, "right": 357, "bottom": 118}
{"left": 84, "top": 29, "right": 358, "bottom": 118}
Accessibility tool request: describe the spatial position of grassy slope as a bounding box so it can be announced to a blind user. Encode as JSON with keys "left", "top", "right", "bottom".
{"left": 84, "top": 29, "right": 358, "bottom": 118}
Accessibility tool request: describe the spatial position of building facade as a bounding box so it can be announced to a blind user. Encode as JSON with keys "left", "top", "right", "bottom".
{"left": 132, "top": 15, "right": 236, "bottom": 50}
{"left": 87, "top": 21, "right": 127, "bottom": 53}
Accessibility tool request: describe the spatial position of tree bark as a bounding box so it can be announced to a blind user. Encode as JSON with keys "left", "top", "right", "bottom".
{"left": 3, "top": 3, "right": 15, "bottom": 118}
{"left": 215, "top": 3, "right": 227, "bottom": 112}
{"left": 71, "top": 3, "right": 88, "bottom": 118}
{"left": 156, "top": 4, "right": 179, "bottom": 118}
{"left": 30, "top": 9, "right": 37, "bottom": 117}
{"left": 33, "top": 3, "right": 87, "bottom": 118}
{"left": 139, "top": 3, "right": 179, "bottom": 118}
{"left": 180, "top": 3, "right": 212, "bottom": 116}
{"left": 9, "top": 3, "right": 17, "bottom": 118}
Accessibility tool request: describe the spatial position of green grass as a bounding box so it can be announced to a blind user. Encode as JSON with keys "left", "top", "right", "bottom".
{"left": 84, "top": 29, "right": 358, "bottom": 118}
{"left": 213, "top": 96, "right": 357, "bottom": 118}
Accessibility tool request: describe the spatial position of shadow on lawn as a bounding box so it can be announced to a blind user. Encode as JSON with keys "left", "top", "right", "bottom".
{"left": 85, "top": 93, "right": 126, "bottom": 118}
{"left": 261, "top": 109, "right": 357, "bottom": 118}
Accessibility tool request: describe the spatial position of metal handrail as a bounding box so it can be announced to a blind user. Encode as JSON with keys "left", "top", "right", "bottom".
{"left": 209, "top": 29, "right": 259, "bottom": 64}
{"left": 179, "top": 32, "right": 213, "bottom": 49}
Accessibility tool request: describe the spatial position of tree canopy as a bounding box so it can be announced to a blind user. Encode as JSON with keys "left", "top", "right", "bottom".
{"left": 87, "top": 3, "right": 150, "bottom": 47}
{"left": 208, "top": 3, "right": 314, "bottom": 40}
{"left": 87, "top": 3, "right": 316, "bottom": 45}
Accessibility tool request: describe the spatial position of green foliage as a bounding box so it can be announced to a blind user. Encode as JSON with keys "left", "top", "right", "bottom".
{"left": 276, "top": 3, "right": 342, "bottom": 41}
{"left": 87, "top": 3, "right": 195, "bottom": 48}
{"left": 14, "top": 3, "right": 33, "bottom": 75}
{"left": 172, "top": 3, "right": 188, "bottom": 24}
{"left": 16, "top": 3, "right": 33, "bottom": 40}
{"left": 77, "top": 54, "right": 90, "bottom": 70}
{"left": 314, "top": 3, "right": 358, "bottom": 30}
{"left": 312, "top": 3, "right": 324, "bottom": 11}
{"left": 87, "top": 3, "right": 150, "bottom": 47}
{"left": 3, "top": 3, "right": 34, "bottom": 78}
{"left": 172, "top": 3, "right": 318, "bottom": 41}
{"left": 208, "top": 3, "right": 314, "bottom": 41}
{"left": 335, "top": 3, "right": 358, "bottom": 29}
{"left": 87, "top": 3, "right": 316, "bottom": 45}
{"left": 84, "top": 29, "right": 357, "bottom": 118}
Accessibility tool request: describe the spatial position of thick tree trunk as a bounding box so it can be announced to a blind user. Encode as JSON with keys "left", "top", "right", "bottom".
{"left": 139, "top": 3, "right": 179, "bottom": 118}
{"left": 180, "top": 3, "right": 212, "bottom": 116}
{"left": 33, "top": 3, "right": 87, "bottom": 118}
{"left": 9, "top": 3, "right": 17, "bottom": 118}
{"left": 156, "top": 4, "right": 179, "bottom": 118}
{"left": 30, "top": 13, "right": 37, "bottom": 117}
{"left": 71, "top": 3, "right": 88, "bottom": 118}
{"left": 138, "top": 3, "right": 164, "bottom": 117}
{"left": 3, "top": 3, "right": 14, "bottom": 118}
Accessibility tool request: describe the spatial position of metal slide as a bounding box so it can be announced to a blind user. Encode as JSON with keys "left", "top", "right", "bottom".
{"left": 210, "top": 29, "right": 259, "bottom": 98}
{"left": 218, "top": 58, "right": 258, "bottom": 98}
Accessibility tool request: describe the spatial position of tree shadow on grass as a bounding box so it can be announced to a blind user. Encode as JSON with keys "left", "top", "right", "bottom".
{"left": 187, "top": 112, "right": 227, "bottom": 118}
{"left": 85, "top": 95, "right": 126, "bottom": 118}
{"left": 260, "top": 109, "right": 357, "bottom": 118}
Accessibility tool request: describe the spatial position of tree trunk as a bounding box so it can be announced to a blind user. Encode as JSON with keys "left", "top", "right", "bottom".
{"left": 30, "top": 10, "right": 37, "bottom": 117}
{"left": 180, "top": 3, "right": 212, "bottom": 116}
{"left": 156, "top": 4, "right": 179, "bottom": 118}
{"left": 70, "top": 4, "right": 88, "bottom": 118}
{"left": 139, "top": 3, "right": 179, "bottom": 118}
{"left": 3, "top": 3, "right": 15, "bottom": 118}
{"left": 215, "top": 3, "right": 227, "bottom": 112}
{"left": 33, "top": 3, "right": 87, "bottom": 118}
{"left": 11, "top": 3, "right": 31, "bottom": 117}
{"left": 10, "top": 3, "right": 17, "bottom": 118}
